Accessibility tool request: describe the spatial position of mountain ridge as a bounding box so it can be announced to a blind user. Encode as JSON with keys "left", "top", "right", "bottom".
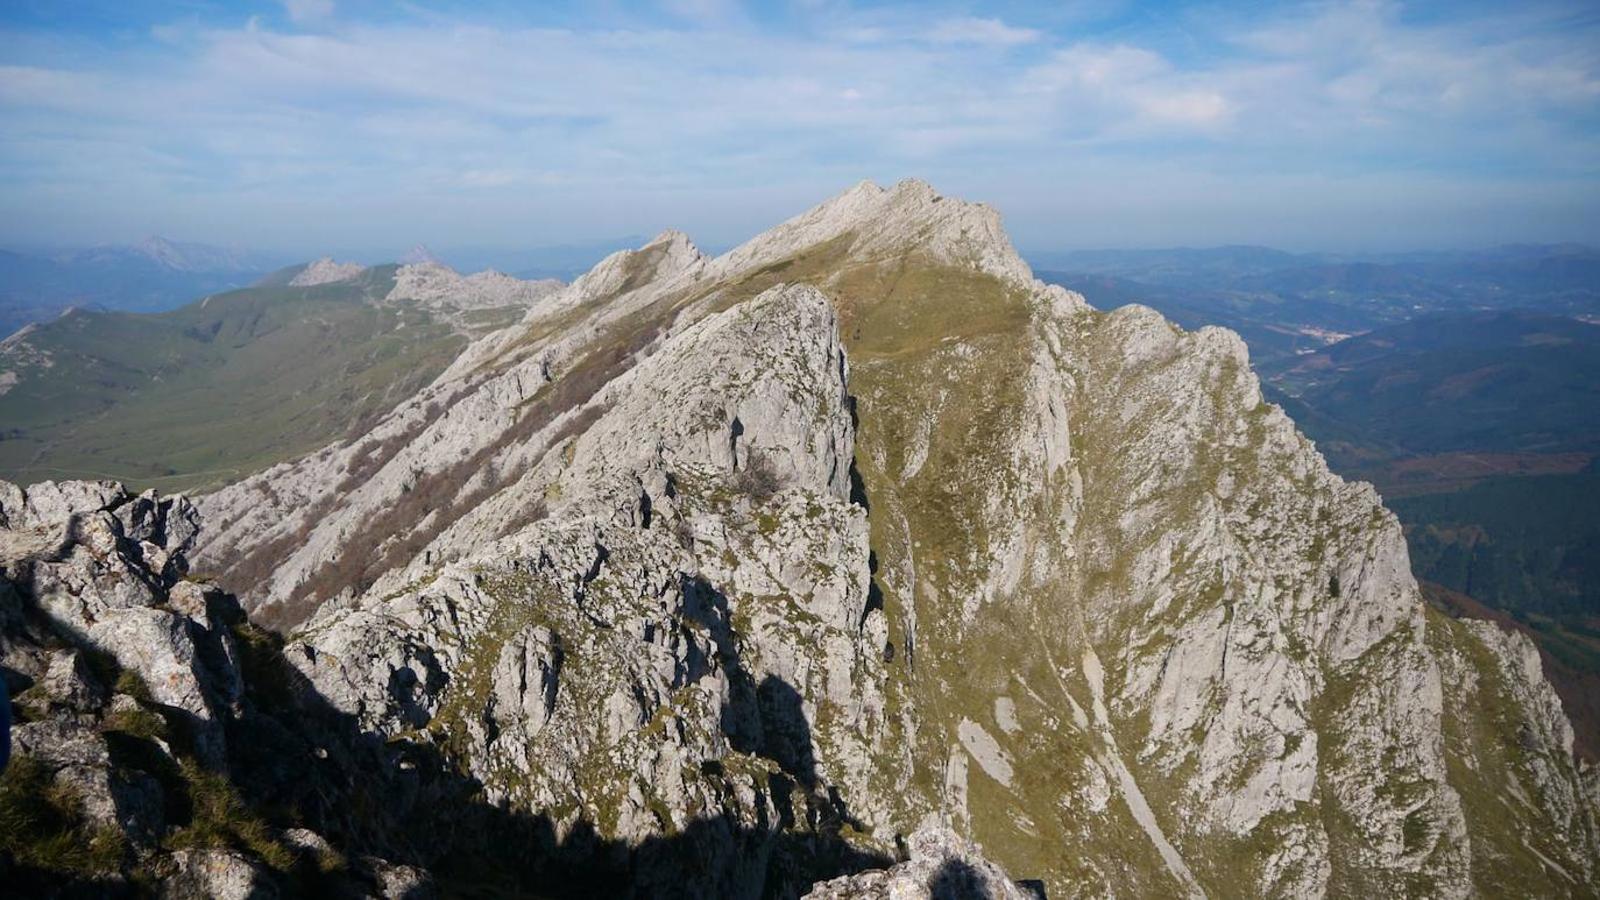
{"left": 0, "top": 238, "right": 282, "bottom": 337}
{"left": 186, "top": 180, "right": 1599, "bottom": 896}
{"left": 2, "top": 180, "right": 1595, "bottom": 897}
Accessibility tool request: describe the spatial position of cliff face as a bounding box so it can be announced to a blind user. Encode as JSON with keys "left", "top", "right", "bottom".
{"left": 0, "top": 481, "right": 441, "bottom": 897}
{"left": 7, "top": 181, "right": 1595, "bottom": 897}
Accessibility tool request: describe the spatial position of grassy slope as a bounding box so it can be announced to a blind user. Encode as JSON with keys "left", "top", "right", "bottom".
{"left": 528, "top": 244, "right": 1117, "bottom": 891}
{"left": 815, "top": 258, "right": 1185, "bottom": 895}
{"left": 0, "top": 267, "right": 471, "bottom": 493}
{"left": 1427, "top": 606, "right": 1600, "bottom": 897}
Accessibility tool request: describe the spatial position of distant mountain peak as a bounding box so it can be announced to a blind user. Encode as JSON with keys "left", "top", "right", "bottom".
{"left": 401, "top": 244, "right": 441, "bottom": 266}
{"left": 53, "top": 235, "right": 269, "bottom": 273}
{"left": 643, "top": 228, "right": 701, "bottom": 257}
{"left": 387, "top": 261, "right": 561, "bottom": 310}
{"left": 710, "top": 177, "right": 1033, "bottom": 286}
{"left": 289, "top": 257, "right": 366, "bottom": 286}
{"left": 147, "top": 235, "right": 272, "bottom": 272}
{"left": 134, "top": 234, "right": 180, "bottom": 256}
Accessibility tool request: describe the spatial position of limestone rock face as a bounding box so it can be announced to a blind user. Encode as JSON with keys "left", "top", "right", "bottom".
{"left": 161, "top": 850, "right": 279, "bottom": 900}
{"left": 0, "top": 479, "right": 432, "bottom": 896}
{"left": 173, "top": 180, "right": 1600, "bottom": 897}
{"left": 711, "top": 178, "right": 1033, "bottom": 289}
{"left": 288, "top": 257, "right": 366, "bottom": 286}
{"left": 386, "top": 261, "right": 562, "bottom": 310}
{"left": 1, "top": 482, "right": 239, "bottom": 763}
{"left": 489, "top": 623, "right": 561, "bottom": 736}
{"left": 282, "top": 284, "right": 897, "bottom": 882}
{"left": 1, "top": 482, "right": 231, "bottom": 877}
{"left": 803, "top": 824, "right": 1035, "bottom": 900}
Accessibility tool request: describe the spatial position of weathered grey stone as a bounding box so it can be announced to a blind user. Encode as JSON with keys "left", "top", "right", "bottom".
{"left": 37, "top": 647, "right": 108, "bottom": 712}
{"left": 19, "top": 479, "right": 124, "bottom": 527}
{"left": 90, "top": 179, "right": 1600, "bottom": 896}
{"left": 387, "top": 262, "right": 561, "bottom": 312}
{"left": 162, "top": 849, "right": 280, "bottom": 900}
{"left": 55, "top": 763, "right": 165, "bottom": 845}
{"left": 489, "top": 624, "right": 561, "bottom": 736}
{"left": 13, "top": 718, "right": 109, "bottom": 767}
{"left": 803, "top": 824, "right": 1035, "bottom": 900}
{"left": 359, "top": 855, "right": 437, "bottom": 899}
{"left": 289, "top": 257, "right": 364, "bottom": 287}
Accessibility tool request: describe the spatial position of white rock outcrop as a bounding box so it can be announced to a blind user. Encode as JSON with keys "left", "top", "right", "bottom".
{"left": 386, "top": 261, "right": 562, "bottom": 310}
{"left": 281, "top": 284, "right": 898, "bottom": 880}
{"left": 803, "top": 824, "right": 1035, "bottom": 899}
{"left": 0, "top": 478, "right": 453, "bottom": 895}
{"left": 288, "top": 257, "right": 366, "bottom": 286}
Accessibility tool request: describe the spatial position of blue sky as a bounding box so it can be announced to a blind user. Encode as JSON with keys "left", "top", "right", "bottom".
{"left": 1, "top": 0, "right": 1597, "bottom": 258}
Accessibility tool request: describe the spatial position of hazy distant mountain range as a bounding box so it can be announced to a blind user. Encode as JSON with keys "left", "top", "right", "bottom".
{"left": 0, "top": 235, "right": 656, "bottom": 337}
{"left": 1031, "top": 241, "right": 1600, "bottom": 288}
{"left": 9, "top": 237, "right": 1589, "bottom": 344}
{"left": 0, "top": 237, "right": 283, "bottom": 336}
{"left": 1035, "top": 242, "right": 1600, "bottom": 363}
{"left": 0, "top": 255, "right": 561, "bottom": 494}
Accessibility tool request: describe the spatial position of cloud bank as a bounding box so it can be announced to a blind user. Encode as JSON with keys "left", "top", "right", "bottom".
{"left": 0, "top": 0, "right": 1596, "bottom": 254}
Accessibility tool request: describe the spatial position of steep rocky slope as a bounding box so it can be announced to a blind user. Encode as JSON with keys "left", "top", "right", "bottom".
{"left": 0, "top": 480, "right": 450, "bottom": 896}
{"left": 16, "top": 180, "right": 1597, "bottom": 897}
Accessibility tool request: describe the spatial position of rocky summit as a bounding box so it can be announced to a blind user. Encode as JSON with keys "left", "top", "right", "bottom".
{"left": 3, "top": 180, "right": 1597, "bottom": 898}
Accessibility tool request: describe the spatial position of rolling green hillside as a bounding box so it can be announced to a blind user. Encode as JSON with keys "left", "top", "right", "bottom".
{"left": 0, "top": 266, "right": 490, "bottom": 492}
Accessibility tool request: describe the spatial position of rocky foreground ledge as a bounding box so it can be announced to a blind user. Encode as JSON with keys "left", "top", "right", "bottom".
{"left": 803, "top": 824, "right": 1041, "bottom": 899}
{"left": 0, "top": 477, "right": 1020, "bottom": 897}
{"left": 0, "top": 480, "right": 433, "bottom": 897}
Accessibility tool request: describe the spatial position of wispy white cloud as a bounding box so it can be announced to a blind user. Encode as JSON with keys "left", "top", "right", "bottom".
{"left": 0, "top": 1, "right": 1595, "bottom": 252}
{"left": 923, "top": 16, "right": 1041, "bottom": 47}
{"left": 1023, "top": 44, "right": 1235, "bottom": 133}
{"left": 658, "top": 0, "right": 744, "bottom": 26}
{"left": 0, "top": 64, "right": 106, "bottom": 110}
{"left": 281, "top": 0, "right": 334, "bottom": 25}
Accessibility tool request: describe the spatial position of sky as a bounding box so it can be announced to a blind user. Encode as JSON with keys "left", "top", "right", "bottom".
{"left": 0, "top": 0, "right": 1598, "bottom": 259}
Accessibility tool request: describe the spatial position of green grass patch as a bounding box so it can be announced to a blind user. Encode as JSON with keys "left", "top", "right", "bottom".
{"left": 165, "top": 760, "right": 295, "bottom": 871}
{"left": 0, "top": 755, "right": 129, "bottom": 878}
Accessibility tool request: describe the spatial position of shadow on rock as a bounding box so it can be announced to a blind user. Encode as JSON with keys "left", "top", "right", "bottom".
{"left": 1, "top": 481, "right": 892, "bottom": 898}
{"left": 222, "top": 583, "right": 890, "bottom": 898}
